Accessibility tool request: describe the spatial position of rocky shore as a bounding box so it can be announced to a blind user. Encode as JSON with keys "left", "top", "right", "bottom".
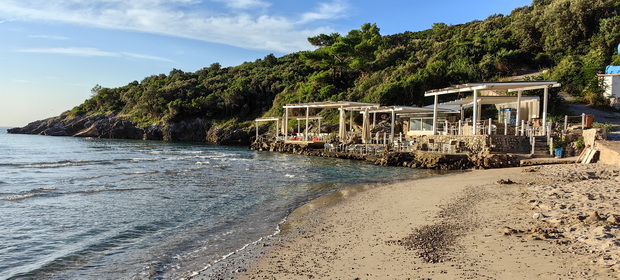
{"left": 250, "top": 140, "right": 525, "bottom": 170}
{"left": 7, "top": 113, "right": 253, "bottom": 145}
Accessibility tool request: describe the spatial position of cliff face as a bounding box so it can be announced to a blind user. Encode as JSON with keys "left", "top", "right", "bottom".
{"left": 7, "top": 114, "right": 253, "bottom": 145}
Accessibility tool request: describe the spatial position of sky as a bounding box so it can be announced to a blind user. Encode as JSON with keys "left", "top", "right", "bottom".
{"left": 0, "top": 0, "right": 532, "bottom": 127}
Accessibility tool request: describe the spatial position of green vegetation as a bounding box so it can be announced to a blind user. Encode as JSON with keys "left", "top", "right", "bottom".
{"left": 71, "top": 0, "right": 620, "bottom": 128}
{"left": 592, "top": 122, "right": 614, "bottom": 133}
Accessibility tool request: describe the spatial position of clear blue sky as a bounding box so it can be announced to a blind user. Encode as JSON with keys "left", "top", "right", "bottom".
{"left": 0, "top": 0, "right": 532, "bottom": 127}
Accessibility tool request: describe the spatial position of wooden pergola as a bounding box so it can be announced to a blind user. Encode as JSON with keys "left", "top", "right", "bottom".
{"left": 424, "top": 81, "right": 561, "bottom": 135}
{"left": 366, "top": 106, "right": 457, "bottom": 141}
{"left": 282, "top": 101, "right": 380, "bottom": 141}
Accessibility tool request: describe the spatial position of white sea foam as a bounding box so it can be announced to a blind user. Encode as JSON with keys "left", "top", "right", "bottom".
{"left": 3, "top": 193, "right": 36, "bottom": 201}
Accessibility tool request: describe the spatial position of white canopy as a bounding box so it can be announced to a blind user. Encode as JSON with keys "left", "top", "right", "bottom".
{"left": 424, "top": 81, "right": 561, "bottom": 135}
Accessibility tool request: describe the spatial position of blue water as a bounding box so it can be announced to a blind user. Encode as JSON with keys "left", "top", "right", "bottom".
{"left": 0, "top": 127, "right": 437, "bottom": 279}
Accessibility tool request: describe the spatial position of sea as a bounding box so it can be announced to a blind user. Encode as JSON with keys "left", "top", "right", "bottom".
{"left": 0, "top": 127, "right": 439, "bottom": 279}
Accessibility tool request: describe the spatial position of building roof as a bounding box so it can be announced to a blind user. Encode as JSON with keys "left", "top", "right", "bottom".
{"left": 435, "top": 95, "right": 539, "bottom": 107}
{"left": 368, "top": 105, "right": 456, "bottom": 114}
{"left": 424, "top": 81, "right": 561, "bottom": 96}
{"left": 283, "top": 101, "right": 380, "bottom": 109}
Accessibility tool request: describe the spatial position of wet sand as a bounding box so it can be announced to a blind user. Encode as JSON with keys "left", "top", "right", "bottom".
{"left": 193, "top": 163, "right": 620, "bottom": 279}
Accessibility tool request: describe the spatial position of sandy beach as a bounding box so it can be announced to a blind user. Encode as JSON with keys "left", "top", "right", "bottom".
{"left": 193, "top": 162, "right": 620, "bottom": 279}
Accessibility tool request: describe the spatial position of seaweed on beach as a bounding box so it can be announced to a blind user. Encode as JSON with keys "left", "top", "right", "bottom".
{"left": 389, "top": 187, "right": 485, "bottom": 263}
{"left": 399, "top": 222, "right": 459, "bottom": 263}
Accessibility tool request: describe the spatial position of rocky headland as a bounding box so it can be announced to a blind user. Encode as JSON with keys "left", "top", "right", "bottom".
{"left": 7, "top": 113, "right": 254, "bottom": 145}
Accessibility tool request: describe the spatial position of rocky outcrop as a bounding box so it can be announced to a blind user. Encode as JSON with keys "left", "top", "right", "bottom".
{"left": 8, "top": 114, "right": 253, "bottom": 145}
{"left": 206, "top": 127, "right": 252, "bottom": 145}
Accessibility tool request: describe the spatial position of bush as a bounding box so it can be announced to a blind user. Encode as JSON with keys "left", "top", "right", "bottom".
{"left": 592, "top": 122, "right": 613, "bottom": 133}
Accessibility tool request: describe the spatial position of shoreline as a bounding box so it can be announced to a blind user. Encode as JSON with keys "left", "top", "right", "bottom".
{"left": 193, "top": 163, "right": 620, "bottom": 279}
{"left": 187, "top": 171, "right": 454, "bottom": 279}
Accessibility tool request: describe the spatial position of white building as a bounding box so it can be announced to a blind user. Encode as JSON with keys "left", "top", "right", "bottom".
{"left": 599, "top": 65, "right": 620, "bottom": 108}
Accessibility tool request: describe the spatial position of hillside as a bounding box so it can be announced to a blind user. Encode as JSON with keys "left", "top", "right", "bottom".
{"left": 9, "top": 0, "right": 620, "bottom": 143}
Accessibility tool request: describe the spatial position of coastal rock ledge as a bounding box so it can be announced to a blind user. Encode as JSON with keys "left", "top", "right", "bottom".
{"left": 7, "top": 114, "right": 252, "bottom": 145}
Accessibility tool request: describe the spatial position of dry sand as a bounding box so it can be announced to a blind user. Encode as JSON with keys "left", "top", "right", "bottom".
{"left": 194, "top": 163, "right": 620, "bottom": 279}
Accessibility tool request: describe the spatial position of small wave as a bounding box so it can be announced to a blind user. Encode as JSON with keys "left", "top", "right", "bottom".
{"left": 284, "top": 174, "right": 295, "bottom": 178}
{"left": 32, "top": 187, "right": 57, "bottom": 192}
{"left": 187, "top": 216, "right": 288, "bottom": 279}
{"left": 1, "top": 187, "right": 58, "bottom": 201}
{"left": 2, "top": 193, "right": 37, "bottom": 201}
{"left": 73, "top": 187, "right": 153, "bottom": 195}
{"left": 195, "top": 161, "right": 210, "bottom": 165}
{"left": 148, "top": 150, "right": 204, "bottom": 155}
{"left": 22, "top": 160, "right": 113, "bottom": 169}
{"left": 122, "top": 171, "right": 160, "bottom": 175}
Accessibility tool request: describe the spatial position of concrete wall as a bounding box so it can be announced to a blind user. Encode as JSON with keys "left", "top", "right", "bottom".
{"left": 596, "top": 140, "right": 620, "bottom": 167}
{"left": 583, "top": 128, "right": 607, "bottom": 148}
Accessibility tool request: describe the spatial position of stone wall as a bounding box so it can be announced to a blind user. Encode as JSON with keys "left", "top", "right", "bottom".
{"left": 416, "top": 135, "right": 488, "bottom": 154}
{"left": 250, "top": 140, "right": 523, "bottom": 170}
{"left": 488, "top": 135, "right": 531, "bottom": 153}
{"left": 414, "top": 135, "right": 530, "bottom": 154}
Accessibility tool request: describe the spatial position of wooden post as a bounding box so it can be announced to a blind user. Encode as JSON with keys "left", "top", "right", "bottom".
{"left": 581, "top": 113, "right": 586, "bottom": 130}
{"left": 304, "top": 106, "right": 309, "bottom": 141}
{"left": 488, "top": 118, "right": 492, "bottom": 135}
{"left": 284, "top": 108, "right": 289, "bottom": 140}
{"left": 458, "top": 120, "right": 462, "bottom": 135}
{"left": 255, "top": 120, "right": 259, "bottom": 141}
{"left": 504, "top": 118, "right": 508, "bottom": 135}
{"left": 372, "top": 112, "right": 377, "bottom": 129}
{"left": 349, "top": 111, "right": 353, "bottom": 132}
{"left": 390, "top": 110, "right": 395, "bottom": 143}
{"left": 516, "top": 90, "right": 522, "bottom": 136}
{"left": 276, "top": 118, "right": 279, "bottom": 141}
{"left": 432, "top": 95, "right": 438, "bottom": 135}
{"left": 339, "top": 107, "right": 345, "bottom": 142}
{"left": 318, "top": 118, "right": 321, "bottom": 140}
{"left": 564, "top": 115, "right": 568, "bottom": 133}
{"left": 542, "top": 87, "right": 549, "bottom": 135}
{"left": 521, "top": 120, "right": 525, "bottom": 136}
{"left": 472, "top": 89, "right": 478, "bottom": 135}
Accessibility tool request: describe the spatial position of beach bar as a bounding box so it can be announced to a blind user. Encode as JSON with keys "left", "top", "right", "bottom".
{"left": 254, "top": 81, "right": 566, "bottom": 159}
{"left": 425, "top": 81, "right": 561, "bottom": 136}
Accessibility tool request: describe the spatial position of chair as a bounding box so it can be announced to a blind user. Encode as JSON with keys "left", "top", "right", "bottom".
{"left": 324, "top": 143, "right": 335, "bottom": 152}
{"left": 444, "top": 140, "right": 458, "bottom": 153}
{"left": 427, "top": 139, "right": 437, "bottom": 152}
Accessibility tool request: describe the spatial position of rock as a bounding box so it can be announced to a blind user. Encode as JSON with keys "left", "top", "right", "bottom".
{"left": 206, "top": 126, "right": 251, "bottom": 145}
{"left": 531, "top": 235, "right": 543, "bottom": 240}
{"left": 533, "top": 212, "right": 547, "bottom": 220}
{"left": 498, "top": 226, "right": 521, "bottom": 235}
{"left": 8, "top": 114, "right": 250, "bottom": 145}
{"left": 585, "top": 211, "right": 602, "bottom": 224}
{"left": 496, "top": 179, "right": 515, "bottom": 184}
{"left": 607, "top": 214, "right": 620, "bottom": 224}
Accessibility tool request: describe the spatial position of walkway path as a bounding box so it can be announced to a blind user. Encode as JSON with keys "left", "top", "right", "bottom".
{"left": 562, "top": 94, "right": 620, "bottom": 140}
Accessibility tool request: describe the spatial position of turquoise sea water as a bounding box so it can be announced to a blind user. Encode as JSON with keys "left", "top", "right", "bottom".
{"left": 0, "top": 128, "right": 436, "bottom": 279}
